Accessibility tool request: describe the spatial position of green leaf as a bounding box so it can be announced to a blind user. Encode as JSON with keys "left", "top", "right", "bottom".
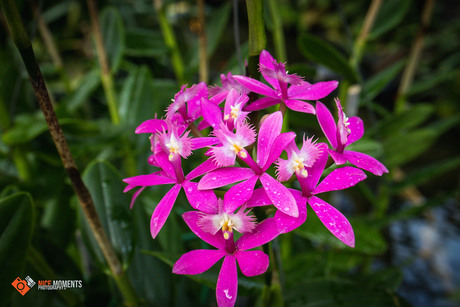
{"left": 0, "top": 192, "right": 35, "bottom": 305}
{"left": 361, "top": 60, "right": 405, "bottom": 104}
{"left": 407, "top": 69, "right": 459, "bottom": 97}
{"left": 66, "top": 69, "right": 101, "bottom": 113}
{"left": 370, "top": 0, "right": 412, "bottom": 39}
{"left": 100, "top": 7, "right": 125, "bottom": 73}
{"left": 298, "top": 33, "right": 358, "bottom": 82}
{"left": 80, "top": 161, "right": 134, "bottom": 269}
{"left": 1, "top": 113, "right": 47, "bottom": 145}
{"left": 124, "top": 28, "right": 168, "bottom": 57}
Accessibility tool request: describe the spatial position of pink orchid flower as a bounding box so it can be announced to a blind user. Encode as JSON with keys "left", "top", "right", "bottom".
{"left": 233, "top": 50, "right": 338, "bottom": 114}
{"left": 316, "top": 98, "right": 389, "bottom": 176}
{"left": 209, "top": 72, "right": 251, "bottom": 104}
{"left": 199, "top": 111, "right": 298, "bottom": 217}
{"left": 173, "top": 211, "right": 279, "bottom": 307}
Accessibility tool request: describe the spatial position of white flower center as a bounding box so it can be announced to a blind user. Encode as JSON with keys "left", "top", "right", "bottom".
{"left": 220, "top": 213, "right": 236, "bottom": 240}
{"left": 166, "top": 134, "right": 180, "bottom": 161}
{"left": 290, "top": 154, "right": 308, "bottom": 177}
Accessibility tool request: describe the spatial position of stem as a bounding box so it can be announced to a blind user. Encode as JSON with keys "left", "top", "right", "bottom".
{"left": 86, "top": 0, "right": 120, "bottom": 125}
{"left": 154, "top": 0, "right": 186, "bottom": 84}
{"left": 245, "top": 0, "right": 266, "bottom": 78}
{"left": 197, "top": 0, "right": 208, "bottom": 83}
{"left": 232, "top": 0, "right": 244, "bottom": 74}
{"left": 0, "top": 1, "right": 138, "bottom": 305}
{"left": 267, "top": 0, "right": 286, "bottom": 62}
{"left": 395, "top": 0, "right": 435, "bottom": 113}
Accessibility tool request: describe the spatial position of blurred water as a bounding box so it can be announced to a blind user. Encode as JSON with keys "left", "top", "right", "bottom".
{"left": 389, "top": 199, "right": 460, "bottom": 307}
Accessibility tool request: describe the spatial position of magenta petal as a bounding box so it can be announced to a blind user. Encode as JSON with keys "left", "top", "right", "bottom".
{"left": 183, "top": 181, "right": 218, "bottom": 214}
{"left": 186, "top": 159, "right": 219, "bottom": 180}
{"left": 224, "top": 176, "right": 258, "bottom": 213}
{"left": 289, "top": 81, "right": 339, "bottom": 100}
{"left": 257, "top": 111, "right": 282, "bottom": 168}
{"left": 246, "top": 188, "right": 272, "bottom": 208}
{"left": 260, "top": 173, "right": 298, "bottom": 217}
{"left": 198, "top": 167, "right": 255, "bottom": 190}
{"left": 235, "top": 250, "right": 269, "bottom": 277}
{"left": 259, "top": 50, "right": 278, "bottom": 89}
{"left": 129, "top": 186, "right": 146, "bottom": 209}
{"left": 316, "top": 101, "right": 338, "bottom": 149}
{"left": 154, "top": 151, "right": 177, "bottom": 179}
{"left": 274, "top": 189, "right": 307, "bottom": 233}
{"left": 123, "top": 173, "right": 176, "bottom": 192}
{"left": 173, "top": 249, "right": 226, "bottom": 275}
{"left": 135, "top": 119, "right": 167, "bottom": 134}
{"left": 305, "top": 143, "right": 329, "bottom": 191}
{"left": 346, "top": 117, "right": 364, "bottom": 146}
{"left": 328, "top": 149, "right": 348, "bottom": 165}
{"left": 233, "top": 75, "right": 277, "bottom": 97}
{"left": 183, "top": 211, "right": 226, "bottom": 249}
{"left": 237, "top": 217, "right": 279, "bottom": 251}
{"left": 284, "top": 99, "right": 316, "bottom": 114}
{"left": 343, "top": 151, "right": 389, "bottom": 176}
{"left": 216, "top": 255, "right": 238, "bottom": 307}
{"left": 314, "top": 166, "right": 367, "bottom": 195}
{"left": 263, "top": 132, "right": 296, "bottom": 171}
{"left": 244, "top": 97, "right": 280, "bottom": 111}
{"left": 191, "top": 137, "right": 220, "bottom": 150}
{"left": 201, "top": 98, "right": 223, "bottom": 129}
{"left": 308, "top": 196, "right": 355, "bottom": 247}
{"left": 150, "top": 184, "right": 181, "bottom": 238}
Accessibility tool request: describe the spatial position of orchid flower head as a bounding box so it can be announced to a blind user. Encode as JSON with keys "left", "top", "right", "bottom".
{"left": 157, "top": 120, "right": 192, "bottom": 161}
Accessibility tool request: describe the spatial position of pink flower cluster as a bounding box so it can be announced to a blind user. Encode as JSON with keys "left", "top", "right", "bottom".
{"left": 123, "top": 50, "right": 388, "bottom": 307}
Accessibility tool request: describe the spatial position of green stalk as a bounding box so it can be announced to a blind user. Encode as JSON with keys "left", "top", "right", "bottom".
{"left": 154, "top": 0, "right": 186, "bottom": 84}
{"left": 197, "top": 0, "right": 208, "bottom": 83}
{"left": 0, "top": 1, "right": 138, "bottom": 305}
{"left": 267, "top": 0, "right": 286, "bottom": 62}
{"left": 245, "top": 0, "right": 266, "bottom": 78}
{"left": 86, "top": 0, "right": 120, "bottom": 125}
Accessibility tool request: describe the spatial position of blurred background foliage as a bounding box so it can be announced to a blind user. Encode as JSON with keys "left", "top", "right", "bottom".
{"left": 0, "top": 0, "right": 459, "bottom": 306}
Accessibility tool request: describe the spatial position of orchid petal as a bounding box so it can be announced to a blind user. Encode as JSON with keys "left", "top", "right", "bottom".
{"left": 314, "top": 166, "right": 367, "bottom": 195}
{"left": 183, "top": 211, "right": 226, "bottom": 249}
{"left": 288, "top": 81, "right": 338, "bottom": 100}
{"left": 316, "top": 101, "right": 338, "bottom": 148}
{"left": 274, "top": 189, "right": 307, "bottom": 233}
{"left": 201, "top": 97, "right": 223, "bottom": 129}
{"left": 150, "top": 184, "right": 181, "bottom": 238}
{"left": 191, "top": 137, "right": 220, "bottom": 150}
{"left": 346, "top": 117, "right": 364, "bottom": 146}
{"left": 343, "top": 151, "right": 389, "bottom": 176}
{"left": 284, "top": 99, "right": 316, "bottom": 114}
{"left": 173, "top": 249, "right": 226, "bottom": 275}
{"left": 129, "top": 186, "right": 146, "bottom": 209}
{"left": 259, "top": 49, "right": 279, "bottom": 89}
{"left": 123, "top": 173, "right": 175, "bottom": 192}
{"left": 235, "top": 250, "right": 269, "bottom": 277}
{"left": 246, "top": 188, "right": 272, "bottom": 208}
{"left": 328, "top": 149, "right": 348, "bottom": 165}
{"left": 237, "top": 217, "right": 279, "bottom": 251}
{"left": 198, "top": 167, "right": 255, "bottom": 190}
{"left": 263, "top": 132, "right": 296, "bottom": 171}
{"left": 154, "top": 151, "right": 177, "bottom": 179}
{"left": 135, "top": 119, "right": 167, "bottom": 134}
{"left": 233, "top": 75, "right": 278, "bottom": 97}
{"left": 260, "top": 173, "right": 298, "bottom": 217}
{"left": 244, "top": 97, "right": 280, "bottom": 111}
{"left": 308, "top": 196, "right": 355, "bottom": 247}
{"left": 183, "top": 181, "right": 218, "bottom": 214}
{"left": 224, "top": 176, "right": 258, "bottom": 213}
{"left": 186, "top": 158, "right": 219, "bottom": 180}
{"left": 257, "top": 111, "right": 282, "bottom": 167}
{"left": 216, "top": 255, "right": 238, "bottom": 307}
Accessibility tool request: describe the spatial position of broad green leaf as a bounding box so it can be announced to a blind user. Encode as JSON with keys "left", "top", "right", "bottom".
{"left": 1, "top": 113, "right": 47, "bottom": 145}
{"left": 361, "top": 60, "right": 405, "bottom": 104}
{"left": 80, "top": 161, "right": 134, "bottom": 268}
{"left": 100, "top": 7, "right": 125, "bottom": 73}
{"left": 124, "top": 28, "right": 168, "bottom": 57}
{"left": 66, "top": 69, "right": 101, "bottom": 113}
{"left": 0, "top": 192, "right": 35, "bottom": 305}
{"left": 407, "top": 70, "right": 458, "bottom": 97}
{"left": 298, "top": 33, "right": 358, "bottom": 82}
{"left": 370, "top": 0, "right": 412, "bottom": 39}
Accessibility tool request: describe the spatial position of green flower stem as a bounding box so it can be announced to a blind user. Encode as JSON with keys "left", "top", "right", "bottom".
{"left": 245, "top": 0, "right": 266, "bottom": 79}
{"left": 0, "top": 1, "right": 138, "bottom": 305}
{"left": 395, "top": 0, "right": 435, "bottom": 114}
{"left": 267, "top": 0, "right": 286, "bottom": 62}
{"left": 12, "top": 147, "right": 31, "bottom": 182}
{"left": 28, "top": 246, "right": 80, "bottom": 306}
{"left": 86, "top": 0, "right": 120, "bottom": 125}
{"left": 154, "top": 0, "right": 186, "bottom": 84}
{"left": 197, "top": 0, "right": 208, "bottom": 83}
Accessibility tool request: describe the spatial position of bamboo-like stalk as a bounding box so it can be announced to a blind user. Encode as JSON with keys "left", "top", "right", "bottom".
{"left": 197, "top": 0, "right": 208, "bottom": 83}
{"left": 0, "top": 1, "right": 138, "bottom": 305}
{"left": 153, "top": 0, "right": 186, "bottom": 84}
{"left": 245, "top": 0, "right": 266, "bottom": 79}
{"left": 86, "top": 0, "right": 120, "bottom": 125}
{"left": 267, "top": 0, "right": 286, "bottom": 62}
{"left": 395, "top": 0, "right": 436, "bottom": 113}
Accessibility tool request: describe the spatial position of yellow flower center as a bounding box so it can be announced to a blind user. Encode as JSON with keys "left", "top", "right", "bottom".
{"left": 166, "top": 134, "right": 180, "bottom": 161}
{"left": 220, "top": 213, "right": 235, "bottom": 240}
